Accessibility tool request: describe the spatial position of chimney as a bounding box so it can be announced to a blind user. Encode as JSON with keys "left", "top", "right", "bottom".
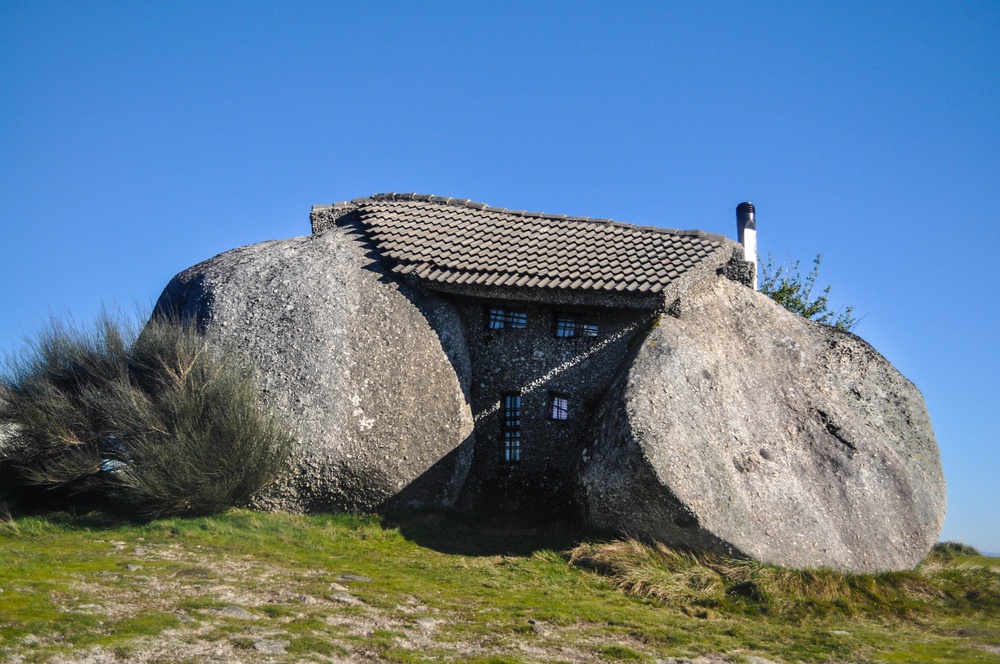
{"left": 736, "top": 202, "right": 757, "bottom": 290}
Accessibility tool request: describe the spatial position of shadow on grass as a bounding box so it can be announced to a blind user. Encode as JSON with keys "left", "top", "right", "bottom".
{"left": 3, "top": 474, "right": 591, "bottom": 556}
{"left": 0, "top": 484, "right": 148, "bottom": 531}
{"left": 383, "top": 508, "right": 587, "bottom": 557}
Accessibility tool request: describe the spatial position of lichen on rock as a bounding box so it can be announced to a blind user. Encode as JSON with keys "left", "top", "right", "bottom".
{"left": 150, "top": 207, "right": 945, "bottom": 573}
{"left": 153, "top": 225, "right": 475, "bottom": 513}
{"left": 579, "top": 277, "right": 945, "bottom": 572}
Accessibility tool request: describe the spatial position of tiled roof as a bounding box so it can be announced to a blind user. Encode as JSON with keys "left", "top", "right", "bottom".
{"left": 316, "top": 193, "right": 732, "bottom": 295}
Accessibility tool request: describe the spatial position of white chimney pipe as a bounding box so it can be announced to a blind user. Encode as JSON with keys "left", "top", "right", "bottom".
{"left": 736, "top": 202, "right": 757, "bottom": 290}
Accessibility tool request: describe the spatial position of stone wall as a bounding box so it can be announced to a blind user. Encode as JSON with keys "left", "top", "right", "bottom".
{"left": 445, "top": 296, "right": 655, "bottom": 518}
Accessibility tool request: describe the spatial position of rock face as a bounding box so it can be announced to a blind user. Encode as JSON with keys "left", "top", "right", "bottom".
{"left": 579, "top": 277, "right": 945, "bottom": 572}
{"left": 152, "top": 217, "right": 944, "bottom": 571}
{"left": 154, "top": 225, "right": 475, "bottom": 513}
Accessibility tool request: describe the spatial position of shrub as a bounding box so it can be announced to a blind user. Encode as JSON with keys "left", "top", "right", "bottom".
{"left": 759, "top": 254, "right": 859, "bottom": 331}
{"left": 931, "top": 541, "right": 981, "bottom": 558}
{"left": 0, "top": 312, "right": 293, "bottom": 518}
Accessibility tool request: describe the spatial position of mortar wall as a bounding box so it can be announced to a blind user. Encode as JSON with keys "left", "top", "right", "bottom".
{"left": 446, "top": 295, "right": 655, "bottom": 518}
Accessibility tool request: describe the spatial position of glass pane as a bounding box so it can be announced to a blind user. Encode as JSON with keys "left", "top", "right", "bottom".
{"left": 488, "top": 308, "right": 506, "bottom": 329}
{"left": 551, "top": 395, "right": 568, "bottom": 420}
{"left": 503, "top": 394, "right": 521, "bottom": 427}
{"left": 489, "top": 307, "right": 527, "bottom": 330}
{"left": 581, "top": 322, "right": 599, "bottom": 337}
{"left": 555, "top": 318, "right": 575, "bottom": 337}
{"left": 503, "top": 429, "right": 521, "bottom": 462}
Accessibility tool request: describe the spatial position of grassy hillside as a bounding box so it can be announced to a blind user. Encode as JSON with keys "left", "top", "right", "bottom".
{"left": 0, "top": 509, "right": 997, "bottom": 663}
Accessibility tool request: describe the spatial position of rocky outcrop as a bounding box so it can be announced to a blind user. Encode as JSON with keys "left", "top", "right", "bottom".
{"left": 579, "top": 276, "right": 945, "bottom": 572}
{"left": 154, "top": 225, "right": 475, "bottom": 513}
{"left": 152, "top": 217, "right": 944, "bottom": 571}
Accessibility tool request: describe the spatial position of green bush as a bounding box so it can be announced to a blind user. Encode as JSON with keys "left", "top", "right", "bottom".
{"left": 759, "top": 254, "right": 859, "bottom": 331}
{"left": 931, "top": 541, "right": 981, "bottom": 558}
{"left": 0, "top": 313, "right": 293, "bottom": 518}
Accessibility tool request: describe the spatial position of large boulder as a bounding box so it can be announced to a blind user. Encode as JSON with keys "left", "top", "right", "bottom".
{"left": 153, "top": 225, "right": 475, "bottom": 513}
{"left": 579, "top": 276, "right": 945, "bottom": 572}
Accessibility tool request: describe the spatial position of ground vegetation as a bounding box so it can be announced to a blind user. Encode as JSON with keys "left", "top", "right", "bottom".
{"left": 0, "top": 510, "right": 996, "bottom": 663}
{"left": 0, "top": 313, "right": 292, "bottom": 518}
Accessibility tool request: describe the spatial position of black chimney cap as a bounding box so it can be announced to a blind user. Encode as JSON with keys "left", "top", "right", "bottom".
{"left": 736, "top": 202, "right": 755, "bottom": 215}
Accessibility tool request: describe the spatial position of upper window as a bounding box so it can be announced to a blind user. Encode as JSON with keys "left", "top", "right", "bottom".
{"left": 554, "top": 314, "right": 598, "bottom": 338}
{"left": 502, "top": 393, "right": 522, "bottom": 428}
{"left": 488, "top": 307, "right": 527, "bottom": 330}
{"left": 550, "top": 393, "right": 569, "bottom": 420}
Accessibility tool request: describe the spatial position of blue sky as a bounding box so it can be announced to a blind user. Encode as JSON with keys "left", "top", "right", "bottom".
{"left": 2, "top": 2, "right": 997, "bottom": 551}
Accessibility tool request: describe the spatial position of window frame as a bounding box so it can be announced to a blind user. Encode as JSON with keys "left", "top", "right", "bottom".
{"left": 553, "top": 313, "right": 599, "bottom": 338}
{"left": 487, "top": 306, "right": 527, "bottom": 331}
{"left": 549, "top": 392, "right": 569, "bottom": 421}
{"left": 500, "top": 392, "right": 522, "bottom": 463}
{"left": 503, "top": 428, "right": 521, "bottom": 463}
{"left": 502, "top": 393, "right": 522, "bottom": 428}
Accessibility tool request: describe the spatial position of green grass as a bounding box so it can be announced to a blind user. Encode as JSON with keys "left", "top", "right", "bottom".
{"left": 0, "top": 509, "right": 997, "bottom": 663}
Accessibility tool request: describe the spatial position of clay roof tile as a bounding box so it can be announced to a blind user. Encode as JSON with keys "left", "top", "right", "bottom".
{"left": 332, "top": 195, "right": 732, "bottom": 295}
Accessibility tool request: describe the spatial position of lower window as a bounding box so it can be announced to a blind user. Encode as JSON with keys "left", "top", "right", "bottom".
{"left": 503, "top": 429, "right": 521, "bottom": 462}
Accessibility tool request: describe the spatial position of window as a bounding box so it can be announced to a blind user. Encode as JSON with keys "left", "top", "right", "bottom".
{"left": 502, "top": 393, "right": 522, "bottom": 427}
{"left": 503, "top": 429, "right": 521, "bottom": 462}
{"left": 554, "top": 314, "right": 598, "bottom": 338}
{"left": 501, "top": 393, "right": 522, "bottom": 462}
{"left": 488, "top": 307, "right": 527, "bottom": 330}
{"left": 550, "top": 393, "right": 569, "bottom": 420}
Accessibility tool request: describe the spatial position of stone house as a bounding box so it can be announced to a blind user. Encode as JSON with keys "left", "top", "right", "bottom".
{"left": 158, "top": 193, "right": 942, "bottom": 571}
{"left": 309, "top": 194, "right": 757, "bottom": 518}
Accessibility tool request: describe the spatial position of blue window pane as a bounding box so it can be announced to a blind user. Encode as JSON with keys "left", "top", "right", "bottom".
{"left": 489, "top": 307, "right": 528, "bottom": 330}
{"left": 555, "top": 318, "right": 575, "bottom": 337}
{"left": 502, "top": 393, "right": 522, "bottom": 462}
{"left": 488, "top": 308, "right": 506, "bottom": 329}
{"left": 503, "top": 394, "right": 521, "bottom": 427}
{"left": 551, "top": 394, "right": 569, "bottom": 420}
{"left": 504, "top": 429, "right": 521, "bottom": 462}
{"left": 555, "top": 315, "right": 598, "bottom": 338}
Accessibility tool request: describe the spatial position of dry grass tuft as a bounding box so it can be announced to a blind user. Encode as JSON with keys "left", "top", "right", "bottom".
{"left": 568, "top": 538, "right": 993, "bottom": 620}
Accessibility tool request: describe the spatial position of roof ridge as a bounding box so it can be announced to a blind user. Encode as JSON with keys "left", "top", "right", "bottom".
{"left": 315, "top": 193, "right": 730, "bottom": 244}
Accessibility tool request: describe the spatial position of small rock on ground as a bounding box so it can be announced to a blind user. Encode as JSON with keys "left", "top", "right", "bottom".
{"left": 330, "top": 592, "right": 363, "bottom": 606}
{"left": 73, "top": 604, "right": 105, "bottom": 613}
{"left": 253, "top": 638, "right": 289, "bottom": 655}
{"left": 415, "top": 617, "right": 438, "bottom": 633}
{"left": 527, "top": 619, "right": 548, "bottom": 636}
{"left": 215, "top": 605, "right": 258, "bottom": 620}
